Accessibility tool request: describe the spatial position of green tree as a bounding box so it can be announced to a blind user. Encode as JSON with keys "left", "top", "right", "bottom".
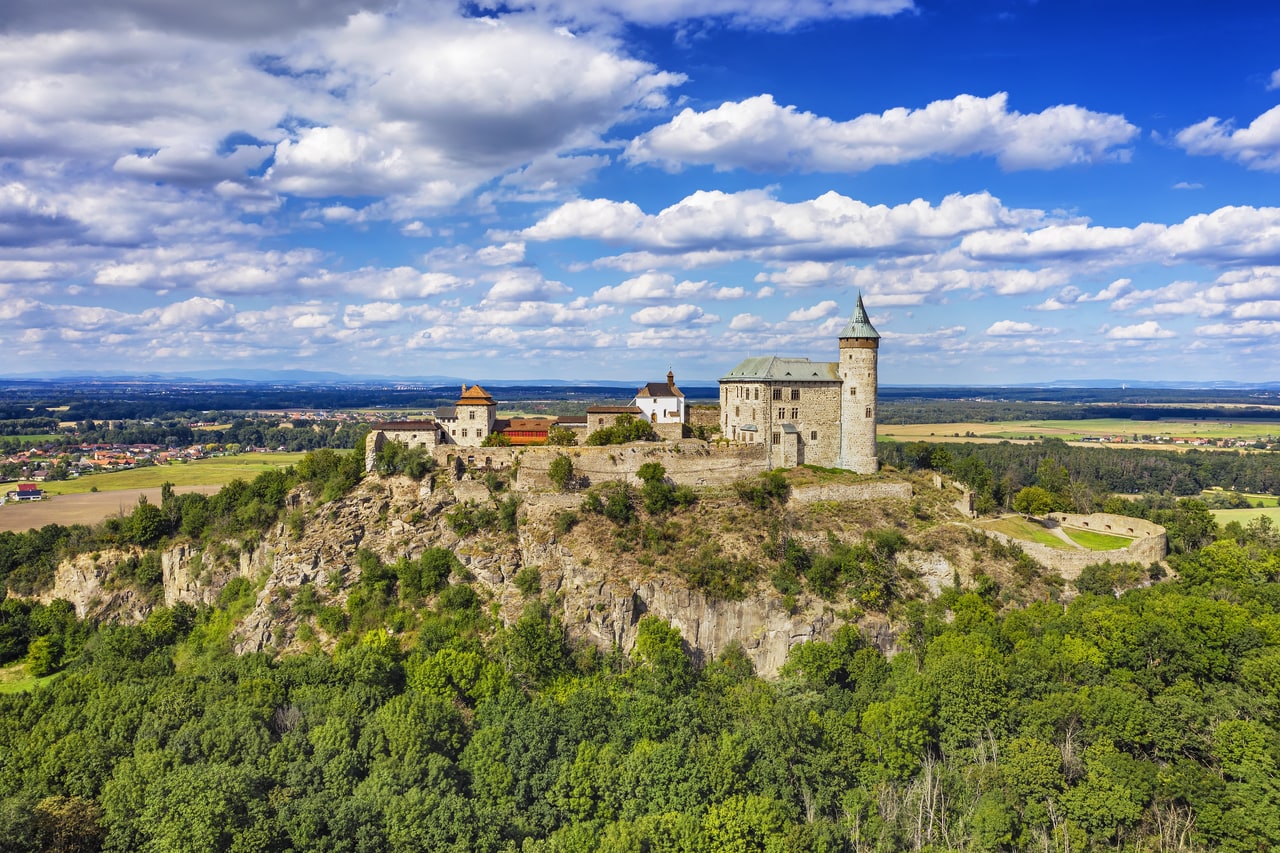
{"left": 548, "top": 455, "right": 575, "bottom": 492}
{"left": 547, "top": 425, "right": 578, "bottom": 446}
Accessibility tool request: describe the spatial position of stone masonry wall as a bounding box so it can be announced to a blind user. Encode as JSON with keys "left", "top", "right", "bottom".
{"left": 515, "top": 441, "right": 769, "bottom": 490}
{"left": 981, "top": 512, "right": 1167, "bottom": 581}
{"left": 788, "top": 481, "right": 912, "bottom": 505}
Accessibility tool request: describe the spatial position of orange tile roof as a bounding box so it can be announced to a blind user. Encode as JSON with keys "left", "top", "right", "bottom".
{"left": 456, "top": 384, "right": 495, "bottom": 405}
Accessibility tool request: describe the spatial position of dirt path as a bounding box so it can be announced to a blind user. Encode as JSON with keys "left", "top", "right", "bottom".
{"left": 0, "top": 485, "right": 223, "bottom": 533}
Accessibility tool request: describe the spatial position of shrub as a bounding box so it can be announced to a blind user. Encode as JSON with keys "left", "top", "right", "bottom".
{"left": 585, "top": 414, "right": 657, "bottom": 446}
{"left": 548, "top": 454, "right": 575, "bottom": 492}
{"left": 514, "top": 566, "right": 541, "bottom": 597}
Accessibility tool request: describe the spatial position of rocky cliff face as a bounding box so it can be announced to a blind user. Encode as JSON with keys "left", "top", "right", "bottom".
{"left": 37, "top": 471, "right": 967, "bottom": 676}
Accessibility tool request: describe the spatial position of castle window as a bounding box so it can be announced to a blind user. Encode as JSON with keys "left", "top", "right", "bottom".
{"left": 810, "top": 430, "right": 817, "bottom": 440}
{"left": 772, "top": 433, "right": 780, "bottom": 445}
{"left": 790, "top": 408, "right": 798, "bottom": 419}
{"left": 451, "top": 429, "right": 456, "bottom": 436}
{"left": 734, "top": 407, "right": 739, "bottom": 417}
{"left": 461, "top": 429, "right": 468, "bottom": 437}
{"left": 469, "top": 410, "right": 476, "bottom": 420}
{"left": 865, "top": 406, "right": 872, "bottom": 418}
{"left": 772, "top": 388, "right": 782, "bottom": 401}
{"left": 754, "top": 388, "right": 759, "bottom": 400}
{"left": 790, "top": 389, "right": 800, "bottom": 401}
{"left": 777, "top": 408, "right": 785, "bottom": 420}
{"left": 850, "top": 388, "right": 857, "bottom": 397}
{"left": 476, "top": 429, "right": 483, "bottom": 437}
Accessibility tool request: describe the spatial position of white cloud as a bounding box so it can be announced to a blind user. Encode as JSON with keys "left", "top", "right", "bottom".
{"left": 786, "top": 300, "right": 839, "bottom": 322}
{"left": 303, "top": 267, "right": 468, "bottom": 300}
{"left": 1270, "top": 69, "right": 1280, "bottom": 91}
{"left": 627, "top": 92, "right": 1137, "bottom": 173}
{"left": 630, "top": 304, "right": 717, "bottom": 326}
{"left": 594, "top": 271, "right": 681, "bottom": 304}
{"left": 524, "top": 189, "right": 1042, "bottom": 260}
{"left": 986, "top": 320, "right": 1055, "bottom": 336}
{"left": 475, "top": 242, "right": 527, "bottom": 266}
{"left": 1103, "top": 321, "right": 1174, "bottom": 340}
{"left": 1196, "top": 320, "right": 1280, "bottom": 338}
{"left": 1172, "top": 181, "right": 1203, "bottom": 190}
{"left": 1176, "top": 105, "right": 1280, "bottom": 171}
{"left": 484, "top": 269, "right": 572, "bottom": 303}
{"left": 729, "top": 312, "right": 766, "bottom": 330}
{"left": 476, "top": 0, "right": 914, "bottom": 30}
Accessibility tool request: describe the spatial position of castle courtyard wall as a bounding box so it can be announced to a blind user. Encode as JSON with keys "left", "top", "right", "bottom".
{"left": 979, "top": 512, "right": 1168, "bottom": 582}
{"left": 514, "top": 441, "right": 769, "bottom": 490}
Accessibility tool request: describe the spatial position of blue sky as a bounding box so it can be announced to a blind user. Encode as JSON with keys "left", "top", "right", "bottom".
{"left": 2, "top": 0, "right": 1279, "bottom": 385}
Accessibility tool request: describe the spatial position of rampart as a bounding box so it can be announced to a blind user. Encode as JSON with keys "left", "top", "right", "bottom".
{"left": 980, "top": 512, "right": 1167, "bottom": 581}
{"left": 788, "top": 482, "right": 912, "bottom": 505}
{"left": 513, "top": 441, "right": 769, "bottom": 490}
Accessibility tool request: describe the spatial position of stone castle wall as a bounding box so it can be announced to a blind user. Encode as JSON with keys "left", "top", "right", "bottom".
{"left": 514, "top": 441, "right": 769, "bottom": 490}
{"left": 981, "top": 512, "right": 1167, "bottom": 581}
{"left": 788, "top": 481, "right": 913, "bottom": 505}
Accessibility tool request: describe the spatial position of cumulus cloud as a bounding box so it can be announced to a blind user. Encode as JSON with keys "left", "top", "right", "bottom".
{"left": 986, "top": 320, "right": 1056, "bottom": 336}
{"left": 523, "top": 189, "right": 1041, "bottom": 261}
{"left": 1177, "top": 105, "right": 1280, "bottom": 171}
{"left": 484, "top": 269, "right": 572, "bottom": 303}
{"left": 630, "top": 304, "right": 718, "bottom": 326}
{"left": 786, "top": 300, "right": 839, "bottom": 322}
{"left": 627, "top": 92, "right": 1137, "bottom": 173}
{"left": 1103, "top": 321, "right": 1174, "bottom": 340}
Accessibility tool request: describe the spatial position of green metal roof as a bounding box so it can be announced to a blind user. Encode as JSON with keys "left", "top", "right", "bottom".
{"left": 838, "top": 293, "right": 879, "bottom": 340}
{"left": 720, "top": 356, "right": 839, "bottom": 382}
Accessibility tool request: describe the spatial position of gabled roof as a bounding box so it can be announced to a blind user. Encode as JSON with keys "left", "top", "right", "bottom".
{"left": 434, "top": 405, "right": 457, "bottom": 420}
{"left": 720, "top": 356, "right": 839, "bottom": 382}
{"left": 587, "top": 405, "right": 644, "bottom": 414}
{"left": 838, "top": 293, "right": 879, "bottom": 340}
{"left": 636, "top": 382, "right": 683, "bottom": 398}
{"left": 456, "top": 384, "right": 495, "bottom": 406}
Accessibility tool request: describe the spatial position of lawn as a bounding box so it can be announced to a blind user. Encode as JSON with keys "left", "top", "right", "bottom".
{"left": 977, "top": 516, "right": 1074, "bottom": 549}
{"left": 1211, "top": 506, "right": 1280, "bottom": 527}
{"left": 0, "top": 662, "right": 60, "bottom": 694}
{"left": 1062, "top": 528, "right": 1135, "bottom": 551}
{"left": 36, "top": 452, "right": 306, "bottom": 495}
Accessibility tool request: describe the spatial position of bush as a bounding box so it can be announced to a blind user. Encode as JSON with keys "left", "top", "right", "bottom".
{"left": 447, "top": 501, "right": 499, "bottom": 537}
{"left": 514, "top": 566, "right": 541, "bottom": 597}
{"left": 548, "top": 455, "right": 575, "bottom": 492}
{"left": 734, "top": 471, "right": 790, "bottom": 509}
{"left": 585, "top": 414, "right": 657, "bottom": 446}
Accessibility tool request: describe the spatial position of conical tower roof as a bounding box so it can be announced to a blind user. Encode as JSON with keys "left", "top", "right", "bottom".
{"left": 838, "top": 293, "right": 879, "bottom": 339}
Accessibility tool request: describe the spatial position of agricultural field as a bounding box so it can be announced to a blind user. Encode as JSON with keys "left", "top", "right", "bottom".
{"left": 881, "top": 417, "right": 1280, "bottom": 447}
{"left": 34, "top": 452, "right": 305, "bottom": 496}
{"left": 1210, "top": 506, "right": 1280, "bottom": 527}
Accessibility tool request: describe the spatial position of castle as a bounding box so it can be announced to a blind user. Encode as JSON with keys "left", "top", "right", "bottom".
{"left": 366, "top": 295, "right": 879, "bottom": 476}
{"left": 719, "top": 294, "right": 879, "bottom": 472}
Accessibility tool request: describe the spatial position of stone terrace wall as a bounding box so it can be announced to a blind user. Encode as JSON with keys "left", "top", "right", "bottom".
{"left": 981, "top": 512, "right": 1167, "bottom": 581}
{"left": 515, "top": 441, "right": 768, "bottom": 490}
{"left": 789, "top": 482, "right": 912, "bottom": 505}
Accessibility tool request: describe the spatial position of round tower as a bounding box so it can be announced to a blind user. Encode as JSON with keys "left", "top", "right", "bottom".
{"left": 838, "top": 293, "right": 879, "bottom": 473}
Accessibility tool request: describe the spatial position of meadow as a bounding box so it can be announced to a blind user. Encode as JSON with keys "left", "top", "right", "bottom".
{"left": 881, "top": 417, "right": 1280, "bottom": 445}
{"left": 34, "top": 452, "right": 305, "bottom": 496}
{"left": 1210, "top": 506, "right": 1280, "bottom": 527}
{"left": 977, "top": 516, "right": 1135, "bottom": 552}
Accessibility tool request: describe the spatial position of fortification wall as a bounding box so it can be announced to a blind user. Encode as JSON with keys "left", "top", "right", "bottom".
{"left": 515, "top": 441, "right": 769, "bottom": 490}
{"left": 788, "top": 482, "right": 912, "bottom": 505}
{"left": 981, "top": 512, "right": 1167, "bottom": 581}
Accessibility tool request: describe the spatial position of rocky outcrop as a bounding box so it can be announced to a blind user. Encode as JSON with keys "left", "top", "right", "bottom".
{"left": 34, "top": 549, "right": 152, "bottom": 624}
{"left": 35, "top": 471, "right": 942, "bottom": 676}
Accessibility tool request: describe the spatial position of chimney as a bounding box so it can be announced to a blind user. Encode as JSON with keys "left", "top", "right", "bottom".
{"left": 667, "top": 369, "right": 674, "bottom": 389}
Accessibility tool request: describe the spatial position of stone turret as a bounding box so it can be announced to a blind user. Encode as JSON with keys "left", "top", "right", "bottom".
{"left": 838, "top": 293, "right": 879, "bottom": 473}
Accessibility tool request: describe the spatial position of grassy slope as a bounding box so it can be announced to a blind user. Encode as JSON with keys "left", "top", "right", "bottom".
{"left": 1063, "top": 528, "right": 1135, "bottom": 551}
{"left": 0, "top": 662, "right": 60, "bottom": 694}
{"left": 977, "top": 517, "right": 1074, "bottom": 549}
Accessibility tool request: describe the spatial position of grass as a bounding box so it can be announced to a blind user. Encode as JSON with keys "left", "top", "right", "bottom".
{"left": 1062, "top": 528, "right": 1134, "bottom": 551}
{"left": 8, "top": 433, "right": 63, "bottom": 444}
{"left": 978, "top": 516, "right": 1074, "bottom": 549}
{"left": 1202, "top": 489, "right": 1280, "bottom": 507}
{"left": 882, "top": 417, "right": 1280, "bottom": 444}
{"left": 0, "top": 662, "right": 60, "bottom": 694}
{"left": 1211, "top": 506, "right": 1280, "bottom": 526}
{"left": 35, "top": 452, "right": 305, "bottom": 495}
